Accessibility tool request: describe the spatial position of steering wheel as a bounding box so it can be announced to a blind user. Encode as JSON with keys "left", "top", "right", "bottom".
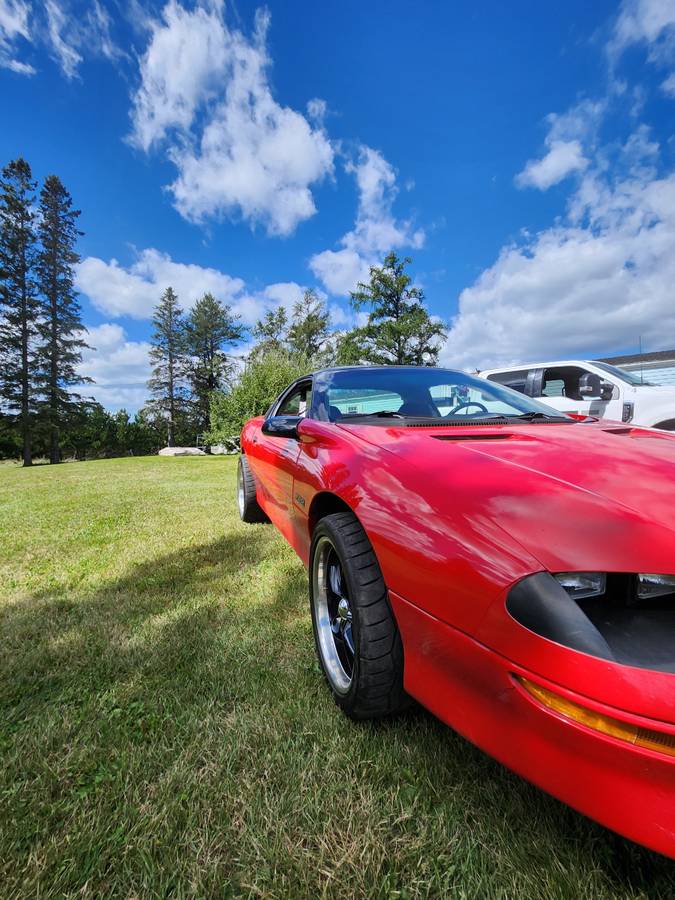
{"left": 446, "top": 401, "right": 489, "bottom": 416}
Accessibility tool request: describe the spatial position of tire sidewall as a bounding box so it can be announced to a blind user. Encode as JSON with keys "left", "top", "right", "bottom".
{"left": 237, "top": 457, "right": 246, "bottom": 519}
{"left": 309, "top": 519, "right": 362, "bottom": 712}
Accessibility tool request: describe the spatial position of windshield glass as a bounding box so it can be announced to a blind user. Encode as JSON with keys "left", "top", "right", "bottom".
{"left": 593, "top": 361, "right": 654, "bottom": 386}
{"left": 313, "top": 367, "right": 573, "bottom": 423}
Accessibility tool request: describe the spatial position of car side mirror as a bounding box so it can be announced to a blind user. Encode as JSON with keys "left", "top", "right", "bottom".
{"left": 261, "top": 415, "right": 301, "bottom": 439}
{"left": 599, "top": 380, "right": 614, "bottom": 401}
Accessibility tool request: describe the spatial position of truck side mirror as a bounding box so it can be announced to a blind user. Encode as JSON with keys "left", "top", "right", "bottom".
{"left": 579, "top": 373, "right": 614, "bottom": 401}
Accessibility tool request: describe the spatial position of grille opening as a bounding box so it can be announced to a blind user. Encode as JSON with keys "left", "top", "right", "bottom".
{"left": 577, "top": 574, "right": 675, "bottom": 673}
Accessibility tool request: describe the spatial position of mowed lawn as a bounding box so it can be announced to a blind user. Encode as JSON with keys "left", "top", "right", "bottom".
{"left": 1, "top": 458, "right": 674, "bottom": 899}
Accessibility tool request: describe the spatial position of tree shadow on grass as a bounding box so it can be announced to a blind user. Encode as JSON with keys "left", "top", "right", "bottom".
{"left": 1, "top": 528, "right": 674, "bottom": 896}
{"left": 0, "top": 525, "right": 290, "bottom": 726}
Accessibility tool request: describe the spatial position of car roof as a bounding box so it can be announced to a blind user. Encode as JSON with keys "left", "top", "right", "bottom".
{"left": 310, "top": 364, "right": 468, "bottom": 377}
{"left": 480, "top": 360, "right": 599, "bottom": 375}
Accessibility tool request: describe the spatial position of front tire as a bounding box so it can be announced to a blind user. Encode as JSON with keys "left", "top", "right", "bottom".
{"left": 237, "top": 456, "right": 269, "bottom": 524}
{"left": 310, "top": 511, "right": 407, "bottom": 719}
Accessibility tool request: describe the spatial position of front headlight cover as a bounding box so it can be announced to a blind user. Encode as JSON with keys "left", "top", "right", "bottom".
{"left": 637, "top": 573, "right": 675, "bottom": 599}
{"left": 554, "top": 572, "right": 606, "bottom": 600}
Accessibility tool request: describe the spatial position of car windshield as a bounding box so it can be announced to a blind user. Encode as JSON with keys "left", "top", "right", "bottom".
{"left": 592, "top": 361, "right": 654, "bottom": 386}
{"left": 313, "top": 367, "right": 574, "bottom": 423}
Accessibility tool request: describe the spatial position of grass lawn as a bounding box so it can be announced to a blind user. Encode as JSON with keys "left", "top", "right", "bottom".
{"left": 1, "top": 456, "right": 674, "bottom": 898}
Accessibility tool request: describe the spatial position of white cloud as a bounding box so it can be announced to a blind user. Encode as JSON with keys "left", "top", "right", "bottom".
{"left": 610, "top": 0, "right": 675, "bottom": 60}
{"left": 310, "top": 145, "right": 424, "bottom": 295}
{"left": 0, "top": 0, "right": 34, "bottom": 74}
{"left": 310, "top": 248, "right": 371, "bottom": 298}
{"left": 1, "top": 0, "right": 125, "bottom": 78}
{"left": 75, "top": 323, "right": 152, "bottom": 413}
{"left": 129, "top": 2, "right": 334, "bottom": 237}
{"left": 306, "top": 98, "right": 327, "bottom": 124}
{"left": 662, "top": 72, "right": 675, "bottom": 96}
{"left": 260, "top": 281, "right": 304, "bottom": 311}
{"left": 76, "top": 248, "right": 257, "bottom": 321}
{"left": 515, "top": 102, "right": 605, "bottom": 191}
{"left": 76, "top": 247, "right": 320, "bottom": 332}
{"left": 516, "top": 140, "right": 588, "bottom": 191}
{"left": 44, "top": 0, "right": 81, "bottom": 79}
{"left": 442, "top": 132, "right": 675, "bottom": 370}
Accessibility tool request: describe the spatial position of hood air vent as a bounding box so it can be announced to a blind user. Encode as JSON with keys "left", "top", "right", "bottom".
{"left": 432, "top": 432, "right": 515, "bottom": 442}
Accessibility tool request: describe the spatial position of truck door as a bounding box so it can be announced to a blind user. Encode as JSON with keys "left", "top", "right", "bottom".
{"left": 533, "top": 365, "right": 611, "bottom": 417}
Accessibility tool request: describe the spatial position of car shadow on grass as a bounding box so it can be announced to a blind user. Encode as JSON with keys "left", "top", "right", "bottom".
{"left": 1, "top": 526, "right": 675, "bottom": 896}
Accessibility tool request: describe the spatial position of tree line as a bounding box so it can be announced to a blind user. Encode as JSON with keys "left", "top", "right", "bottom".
{"left": 0, "top": 157, "right": 91, "bottom": 465}
{"left": 0, "top": 152, "right": 446, "bottom": 462}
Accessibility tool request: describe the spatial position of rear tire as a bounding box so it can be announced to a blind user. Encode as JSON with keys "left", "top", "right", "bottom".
{"left": 237, "top": 455, "right": 269, "bottom": 524}
{"left": 310, "top": 511, "right": 408, "bottom": 719}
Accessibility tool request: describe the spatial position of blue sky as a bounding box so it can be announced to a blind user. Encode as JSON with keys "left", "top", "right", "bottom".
{"left": 2, "top": 0, "right": 675, "bottom": 411}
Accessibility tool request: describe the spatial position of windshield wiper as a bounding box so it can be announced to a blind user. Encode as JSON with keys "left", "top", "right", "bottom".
{"left": 339, "top": 410, "right": 406, "bottom": 419}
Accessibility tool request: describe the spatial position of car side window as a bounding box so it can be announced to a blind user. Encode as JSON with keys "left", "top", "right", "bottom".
{"left": 540, "top": 366, "right": 590, "bottom": 401}
{"left": 485, "top": 369, "right": 531, "bottom": 395}
{"left": 277, "top": 382, "right": 312, "bottom": 417}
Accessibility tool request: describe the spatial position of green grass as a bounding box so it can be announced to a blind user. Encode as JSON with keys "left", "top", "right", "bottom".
{"left": 1, "top": 457, "right": 674, "bottom": 899}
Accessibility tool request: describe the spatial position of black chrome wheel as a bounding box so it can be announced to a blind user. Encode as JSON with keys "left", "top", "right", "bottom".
{"left": 309, "top": 511, "right": 409, "bottom": 719}
{"left": 313, "top": 537, "right": 355, "bottom": 694}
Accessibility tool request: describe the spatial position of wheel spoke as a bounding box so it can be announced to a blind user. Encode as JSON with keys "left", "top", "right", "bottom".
{"left": 328, "top": 561, "right": 342, "bottom": 598}
{"left": 343, "top": 621, "right": 354, "bottom": 658}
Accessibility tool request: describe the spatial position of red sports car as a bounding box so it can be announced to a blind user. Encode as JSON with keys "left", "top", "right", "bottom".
{"left": 238, "top": 365, "right": 675, "bottom": 858}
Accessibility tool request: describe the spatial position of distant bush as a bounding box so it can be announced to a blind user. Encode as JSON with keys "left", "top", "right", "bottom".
{"left": 207, "top": 350, "right": 315, "bottom": 443}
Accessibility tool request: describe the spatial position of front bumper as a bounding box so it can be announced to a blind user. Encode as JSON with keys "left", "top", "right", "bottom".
{"left": 390, "top": 590, "right": 675, "bottom": 858}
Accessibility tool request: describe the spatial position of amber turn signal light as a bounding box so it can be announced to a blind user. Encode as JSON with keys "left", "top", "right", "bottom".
{"left": 517, "top": 676, "right": 675, "bottom": 758}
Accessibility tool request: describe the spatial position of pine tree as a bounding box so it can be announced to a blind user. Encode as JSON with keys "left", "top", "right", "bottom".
{"left": 36, "top": 174, "right": 90, "bottom": 464}
{"left": 147, "top": 287, "right": 189, "bottom": 447}
{"left": 251, "top": 306, "right": 288, "bottom": 359}
{"left": 185, "top": 292, "right": 244, "bottom": 434}
{"left": 287, "top": 288, "right": 330, "bottom": 358}
{"left": 348, "top": 252, "right": 447, "bottom": 366}
{"left": 0, "top": 158, "right": 40, "bottom": 466}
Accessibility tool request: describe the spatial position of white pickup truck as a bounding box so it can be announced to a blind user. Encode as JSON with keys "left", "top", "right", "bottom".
{"left": 479, "top": 359, "right": 675, "bottom": 430}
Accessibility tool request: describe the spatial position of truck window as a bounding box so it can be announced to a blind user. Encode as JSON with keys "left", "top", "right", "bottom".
{"left": 485, "top": 369, "right": 530, "bottom": 395}
{"left": 539, "top": 366, "right": 589, "bottom": 401}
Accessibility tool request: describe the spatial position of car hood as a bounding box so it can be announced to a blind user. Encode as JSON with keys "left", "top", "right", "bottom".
{"left": 339, "top": 420, "right": 675, "bottom": 574}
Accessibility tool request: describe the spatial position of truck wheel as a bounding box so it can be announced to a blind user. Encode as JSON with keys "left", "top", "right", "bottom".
{"left": 237, "top": 456, "right": 269, "bottom": 524}
{"left": 309, "top": 511, "right": 409, "bottom": 719}
{"left": 654, "top": 419, "right": 675, "bottom": 431}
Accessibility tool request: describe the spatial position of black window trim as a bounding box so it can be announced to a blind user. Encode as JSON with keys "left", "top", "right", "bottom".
{"left": 267, "top": 376, "right": 315, "bottom": 420}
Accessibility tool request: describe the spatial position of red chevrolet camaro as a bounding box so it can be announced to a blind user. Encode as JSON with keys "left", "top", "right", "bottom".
{"left": 238, "top": 365, "right": 675, "bottom": 857}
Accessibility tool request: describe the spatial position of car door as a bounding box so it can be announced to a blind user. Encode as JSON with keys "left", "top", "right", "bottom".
{"left": 249, "top": 378, "right": 312, "bottom": 517}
